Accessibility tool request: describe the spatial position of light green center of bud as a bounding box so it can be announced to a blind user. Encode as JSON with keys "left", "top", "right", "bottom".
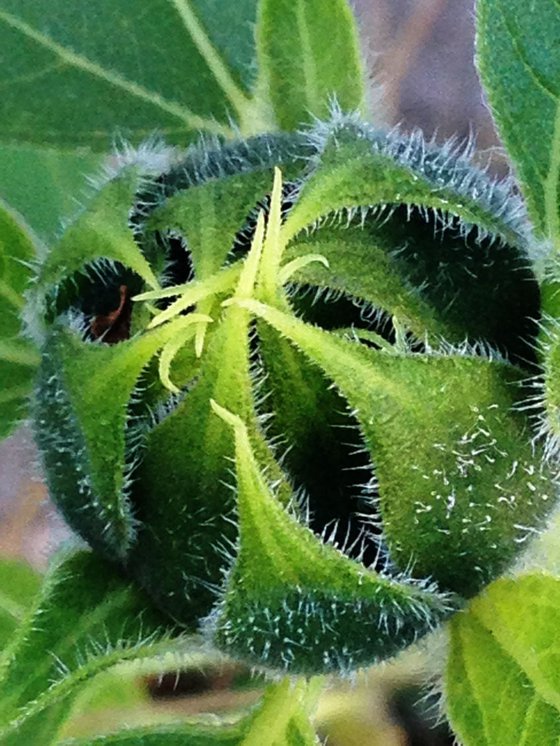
{"left": 133, "top": 168, "right": 328, "bottom": 392}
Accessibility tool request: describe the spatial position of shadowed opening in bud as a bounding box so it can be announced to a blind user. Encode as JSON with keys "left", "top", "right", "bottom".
{"left": 366, "top": 203, "right": 541, "bottom": 367}
{"left": 90, "top": 284, "right": 132, "bottom": 343}
{"left": 229, "top": 182, "right": 540, "bottom": 365}
{"left": 55, "top": 227, "right": 198, "bottom": 348}
{"left": 287, "top": 284, "right": 424, "bottom": 352}
{"left": 49, "top": 262, "right": 142, "bottom": 344}
{"left": 252, "top": 324, "right": 387, "bottom": 569}
{"left": 151, "top": 230, "right": 195, "bottom": 288}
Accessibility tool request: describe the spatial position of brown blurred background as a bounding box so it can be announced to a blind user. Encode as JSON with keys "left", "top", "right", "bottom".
{"left": 355, "top": 0, "right": 498, "bottom": 147}
{"left": 0, "top": 2, "right": 500, "bottom": 743}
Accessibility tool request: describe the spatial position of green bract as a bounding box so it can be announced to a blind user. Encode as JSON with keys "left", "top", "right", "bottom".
{"left": 31, "top": 115, "right": 557, "bottom": 674}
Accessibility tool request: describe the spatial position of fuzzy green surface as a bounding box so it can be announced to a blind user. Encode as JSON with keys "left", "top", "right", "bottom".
{"left": 210, "top": 401, "right": 452, "bottom": 672}
{"left": 244, "top": 301, "right": 555, "bottom": 596}
{"left": 34, "top": 320, "right": 199, "bottom": 559}
{"left": 35, "top": 169, "right": 158, "bottom": 313}
{"left": 286, "top": 121, "right": 538, "bottom": 360}
{"left": 126, "top": 307, "right": 252, "bottom": 623}
{"left": 31, "top": 122, "right": 554, "bottom": 674}
{"left": 0, "top": 559, "right": 40, "bottom": 650}
{"left": 256, "top": 0, "right": 365, "bottom": 131}
{"left": 0, "top": 550, "right": 179, "bottom": 745}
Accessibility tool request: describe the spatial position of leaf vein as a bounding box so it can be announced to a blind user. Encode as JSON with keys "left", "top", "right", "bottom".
{"left": 457, "top": 620, "right": 493, "bottom": 745}
{"left": 545, "top": 102, "right": 560, "bottom": 244}
{"left": 0, "top": 61, "right": 66, "bottom": 92}
{"left": 496, "top": 0, "right": 560, "bottom": 102}
{"left": 168, "top": 0, "right": 249, "bottom": 117}
{"left": 518, "top": 694, "right": 544, "bottom": 746}
{"left": 0, "top": 9, "right": 232, "bottom": 138}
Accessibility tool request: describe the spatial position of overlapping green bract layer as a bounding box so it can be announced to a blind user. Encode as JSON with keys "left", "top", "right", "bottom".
{"left": 32, "top": 116, "right": 557, "bottom": 673}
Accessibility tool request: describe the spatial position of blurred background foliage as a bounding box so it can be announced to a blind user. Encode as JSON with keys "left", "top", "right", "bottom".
{"left": 0, "top": 2, "right": 501, "bottom": 743}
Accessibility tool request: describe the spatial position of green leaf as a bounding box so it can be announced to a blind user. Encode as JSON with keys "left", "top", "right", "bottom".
{"left": 0, "top": 701, "right": 71, "bottom": 746}
{"left": 0, "top": 199, "right": 39, "bottom": 438}
{"left": 0, "top": 200, "right": 36, "bottom": 337}
{"left": 256, "top": 0, "right": 365, "bottom": 130}
{"left": 0, "top": 549, "right": 180, "bottom": 745}
{"left": 476, "top": 0, "right": 560, "bottom": 239}
{"left": 210, "top": 400, "right": 452, "bottom": 674}
{"left": 0, "top": 0, "right": 271, "bottom": 150}
{"left": 0, "top": 145, "right": 101, "bottom": 241}
{"left": 446, "top": 574, "right": 560, "bottom": 746}
{"left": 62, "top": 647, "right": 228, "bottom": 739}
{"left": 239, "top": 300, "right": 555, "bottom": 598}
{"left": 0, "top": 559, "right": 40, "bottom": 650}
{"left": 0, "top": 339, "right": 37, "bottom": 440}
{"left": 62, "top": 663, "right": 149, "bottom": 736}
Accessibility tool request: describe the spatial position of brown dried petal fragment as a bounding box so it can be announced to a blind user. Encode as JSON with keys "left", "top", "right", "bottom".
{"left": 90, "top": 285, "right": 132, "bottom": 343}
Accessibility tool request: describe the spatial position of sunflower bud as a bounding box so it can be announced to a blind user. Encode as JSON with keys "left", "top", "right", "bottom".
{"left": 31, "top": 117, "right": 556, "bottom": 673}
